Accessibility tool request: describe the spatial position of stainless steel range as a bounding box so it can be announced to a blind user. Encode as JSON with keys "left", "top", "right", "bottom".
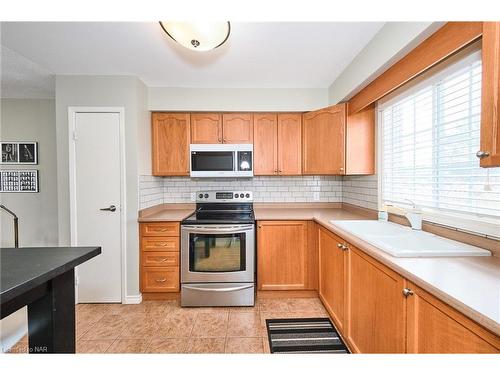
{"left": 181, "top": 191, "right": 255, "bottom": 307}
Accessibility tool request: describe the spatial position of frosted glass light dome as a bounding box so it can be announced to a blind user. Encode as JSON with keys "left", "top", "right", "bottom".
{"left": 159, "top": 22, "right": 231, "bottom": 51}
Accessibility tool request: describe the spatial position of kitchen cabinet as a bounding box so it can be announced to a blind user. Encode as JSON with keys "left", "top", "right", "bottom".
{"left": 190, "top": 113, "right": 222, "bottom": 144}
{"left": 253, "top": 114, "right": 278, "bottom": 175}
{"left": 406, "top": 282, "right": 500, "bottom": 353}
{"left": 318, "top": 226, "right": 347, "bottom": 332}
{"left": 222, "top": 113, "right": 253, "bottom": 143}
{"left": 302, "top": 104, "right": 346, "bottom": 175}
{"left": 257, "top": 221, "right": 310, "bottom": 290}
{"left": 253, "top": 113, "right": 302, "bottom": 175}
{"left": 151, "top": 113, "right": 190, "bottom": 176}
{"left": 140, "top": 222, "right": 180, "bottom": 294}
{"left": 480, "top": 22, "right": 500, "bottom": 167}
{"left": 347, "top": 245, "right": 406, "bottom": 353}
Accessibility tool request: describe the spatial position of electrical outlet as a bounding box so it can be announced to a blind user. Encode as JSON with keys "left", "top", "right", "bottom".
{"left": 313, "top": 192, "right": 320, "bottom": 201}
{"left": 190, "top": 192, "right": 196, "bottom": 201}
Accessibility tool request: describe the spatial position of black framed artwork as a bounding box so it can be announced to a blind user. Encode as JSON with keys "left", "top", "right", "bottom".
{"left": 0, "top": 142, "right": 38, "bottom": 164}
{"left": 0, "top": 170, "right": 39, "bottom": 193}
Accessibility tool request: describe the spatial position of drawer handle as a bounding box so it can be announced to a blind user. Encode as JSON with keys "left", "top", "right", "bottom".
{"left": 160, "top": 258, "right": 169, "bottom": 262}
{"left": 158, "top": 228, "right": 167, "bottom": 232}
{"left": 160, "top": 243, "right": 168, "bottom": 247}
{"left": 155, "top": 278, "right": 167, "bottom": 283}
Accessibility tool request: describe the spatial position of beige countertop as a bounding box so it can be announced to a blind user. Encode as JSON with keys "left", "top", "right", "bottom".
{"left": 139, "top": 203, "right": 500, "bottom": 335}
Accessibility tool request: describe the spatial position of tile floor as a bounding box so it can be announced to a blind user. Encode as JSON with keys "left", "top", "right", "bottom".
{"left": 8, "top": 297, "right": 329, "bottom": 354}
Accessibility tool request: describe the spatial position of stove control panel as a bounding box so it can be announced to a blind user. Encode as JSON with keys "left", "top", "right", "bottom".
{"left": 196, "top": 191, "right": 253, "bottom": 203}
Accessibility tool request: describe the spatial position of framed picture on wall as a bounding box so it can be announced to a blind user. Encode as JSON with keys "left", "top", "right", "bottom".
{"left": 0, "top": 141, "right": 38, "bottom": 164}
{"left": 0, "top": 169, "right": 39, "bottom": 193}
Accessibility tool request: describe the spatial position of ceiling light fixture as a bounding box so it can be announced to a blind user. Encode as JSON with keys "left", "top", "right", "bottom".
{"left": 159, "top": 22, "right": 231, "bottom": 52}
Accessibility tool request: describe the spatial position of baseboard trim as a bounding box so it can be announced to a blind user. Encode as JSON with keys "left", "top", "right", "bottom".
{"left": 123, "top": 294, "right": 142, "bottom": 304}
{"left": 257, "top": 290, "right": 318, "bottom": 299}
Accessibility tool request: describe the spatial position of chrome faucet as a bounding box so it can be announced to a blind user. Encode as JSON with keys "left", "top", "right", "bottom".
{"left": 0, "top": 204, "right": 19, "bottom": 247}
{"left": 404, "top": 199, "right": 422, "bottom": 230}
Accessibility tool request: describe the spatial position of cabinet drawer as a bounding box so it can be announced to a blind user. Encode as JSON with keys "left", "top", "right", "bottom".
{"left": 141, "top": 267, "right": 179, "bottom": 292}
{"left": 141, "top": 222, "right": 179, "bottom": 237}
{"left": 141, "top": 237, "right": 179, "bottom": 252}
{"left": 142, "top": 252, "right": 179, "bottom": 267}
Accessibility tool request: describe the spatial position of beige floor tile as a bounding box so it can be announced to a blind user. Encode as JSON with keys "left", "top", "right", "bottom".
{"left": 191, "top": 312, "right": 229, "bottom": 338}
{"left": 147, "top": 338, "right": 189, "bottom": 353}
{"left": 225, "top": 337, "right": 264, "bottom": 354}
{"left": 155, "top": 310, "right": 197, "bottom": 338}
{"left": 119, "top": 315, "right": 162, "bottom": 339}
{"left": 6, "top": 341, "right": 28, "bottom": 354}
{"left": 229, "top": 305, "right": 259, "bottom": 313}
{"left": 286, "top": 298, "right": 326, "bottom": 312}
{"left": 257, "top": 298, "right": 291, "bottom": 312}
{"left": 106, "top": 339, "right": 150, "bottom": 353}
{"left": 182, "top": 306, "right": 229, "bottom": 314}
{"left": 186, "top": 338, "right": 226, "bottom": 353}
{"left": 76, "top": 339, "right": 114, "bottom": 353}
{"left": 79, "top": 314, "right": 130, "bottom": 340}
{"left": 227, "top": 312, "right": 264, "bottom": 337}
{"left": 258, "top": 311, "right": 293, "bottom": 328}
{"left": 262, "top": 337, "right": 271, "bottom": 354}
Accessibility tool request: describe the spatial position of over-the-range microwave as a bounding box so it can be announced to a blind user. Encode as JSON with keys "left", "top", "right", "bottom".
{"left": 190, "top": 144, "right": 253, "bottom": 178}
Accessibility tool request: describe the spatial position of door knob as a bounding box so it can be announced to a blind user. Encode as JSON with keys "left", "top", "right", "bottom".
{"left": 100, "top": 205, "right": 116, "bottom": 212}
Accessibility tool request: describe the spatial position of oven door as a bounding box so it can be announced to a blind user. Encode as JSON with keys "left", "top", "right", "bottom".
{"left": 181, "top": 224, "right": 255, "bottom": 283}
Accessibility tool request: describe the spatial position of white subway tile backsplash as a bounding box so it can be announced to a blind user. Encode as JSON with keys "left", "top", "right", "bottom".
{"left": 138, "top": 174, "right": 379, "bottom": 210}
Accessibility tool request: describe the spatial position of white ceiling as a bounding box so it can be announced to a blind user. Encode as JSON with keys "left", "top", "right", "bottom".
{"left": 1, "top": 22, "right": 384, "bottom": 93}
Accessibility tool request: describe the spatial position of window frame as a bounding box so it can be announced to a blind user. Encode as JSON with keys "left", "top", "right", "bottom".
{"left": 376, "top": 44, "right": 500, "bottom": 238}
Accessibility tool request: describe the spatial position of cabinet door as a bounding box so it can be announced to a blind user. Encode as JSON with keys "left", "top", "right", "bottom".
{"left": 318, "top": 227, "right": 347, "bottom": 332}
{"left": 257, "top": 221, "right": 307, "bottom": 290}
{"left": 152, "top": 113, "right": 190, "bottom": 176}
{"left": 278, "top": 113, "right": 302, "bottom": 175}
{"left": 347, "top": 246, "right": 406, "bottom": 353}
{"left": 345, "top": 104, "right": 375, "bottom": 175}
{"left": 302, "top": 104, "right": 345, "bottom": 174}
{"left": 253, "top": 114, "right": 278, "bottom": 175}
{"left": 191, "top": 113, "right": 222, "bottom": 144}
{"left": 480, "top": 22, "right": 500, "bottom": 167}
{"left": 406, "top": 282, "right": 500, "bottom": 353}
{"left": 222, "top": 113, "right": 253, "bottom": 143}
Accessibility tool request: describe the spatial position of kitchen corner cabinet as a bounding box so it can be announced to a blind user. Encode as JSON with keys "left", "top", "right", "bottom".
{"left": 190, "top": 113, "right": 222, "bottom": 144}
{"left": 318, "top": 226, "right": 347, "bottom": 332}
{"left": 347, "top": 245, "right": 406, "bottom": 353}
{"left": 257, "top": 221, "right": 311, "bottom": 290}
{"left": 302, "top": 103, "right": 375, "bottom": 175}
{"left": 222, "top": 113, "right": 253, "bottom": 143}
{"left": 253, "top": 113, "right": 302, "bottom": 175}
{"left": 152, "top": 113, "right": 190, "bottom": 176}
{"left": 480, "top": 22, "right": 500, "bottom": 167}
{"left": 140, "top": 222, "right": 180, "bottom": 293}
{"left": 406, "top": 282, "right": 500, "bottom": 353}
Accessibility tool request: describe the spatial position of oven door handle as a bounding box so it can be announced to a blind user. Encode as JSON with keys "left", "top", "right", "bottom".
{"left": 181, "top": 225, "right": 254, "bottom": 233}
{"left": 182, "top": 284, "right": 254, "bottom": 293}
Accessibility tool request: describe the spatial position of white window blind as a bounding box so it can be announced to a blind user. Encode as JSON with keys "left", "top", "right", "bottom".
{"left": 380, "top": 49, "right": 500, "bottom": 223}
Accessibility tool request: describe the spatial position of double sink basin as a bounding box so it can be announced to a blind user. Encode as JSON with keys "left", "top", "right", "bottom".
{"left": 330, "top": 220, "right": 491, "bottom": 258}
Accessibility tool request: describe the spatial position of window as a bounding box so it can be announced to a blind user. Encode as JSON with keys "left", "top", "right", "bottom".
{"left": 379, "top": 46, "right": 500, "bottom": 235}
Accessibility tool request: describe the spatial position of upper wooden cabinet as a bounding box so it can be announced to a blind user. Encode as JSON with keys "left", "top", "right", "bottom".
{"left": 347, "top": 245, "right": 406, "bottom": 353}
{"left": 190, "top": 113, "right": 222, "bottom": 144}
{"left": 318, "top": 226, "right": 347, "bottom": 332}
{"left": 222, "top": 113, "right": 253, "bottom": 143}
{"left": 303, "top": 103, "right": 374, "bottom": 175}
{"left": 480, "top": 22, "right": 500, "bottom": 167}
{"left": 253, "top": 114, "right": 278, "bottom": 175}
{"left": 253, "top": 113, "right": 302, "bottom": 175}
{"left": 303, "top": 104, "right": 346, "bottom": 175}
{"left": 152, "top": 113, "right": 190, "bottom": 176}
{"left": 257, "top": 221, "right": 309, "bottom": 290}
{"left": 406, "top": 282, "right": 500, "bottom": 353}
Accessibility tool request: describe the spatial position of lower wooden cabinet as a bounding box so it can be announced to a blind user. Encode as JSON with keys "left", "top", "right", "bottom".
{"left": 406, "top": 282, "right": 500, "bottom": 353}
{"left": 139, "top": 222, "right": 180, "bottom": 293}
{"left": 318, "top": 226, "right": 347, "bottom": 332}
{"left": 257, "top": 221, "right": 313, "bottom": 290}
{"left": 346, "top": 245, "right": 407, "bottom": 353}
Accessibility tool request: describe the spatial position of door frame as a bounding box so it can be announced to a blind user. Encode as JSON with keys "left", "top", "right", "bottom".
{"left": 68, "top": 107, "right": 127, "bottom": 303}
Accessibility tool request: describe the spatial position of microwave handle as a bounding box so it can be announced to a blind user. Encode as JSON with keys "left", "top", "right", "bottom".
{"left": 181, "top": 225, "right": 254, "bottom": 233}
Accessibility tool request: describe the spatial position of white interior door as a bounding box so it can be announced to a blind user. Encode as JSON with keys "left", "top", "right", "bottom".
{"left": 73, "top": 111, "right": 122, "bottom": 303}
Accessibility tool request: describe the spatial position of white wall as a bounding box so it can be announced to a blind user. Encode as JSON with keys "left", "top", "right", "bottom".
{"left": 0, "top": 98, "right": 58, "bottom": 352}
{"left": 55, "top": 75, "right": 147, "bottom": 299}
{"left": 148, "top": 87, "right": 328, "bottom": 112}
{"left": 328, "top": 22, "right": 443, "bottom": 104}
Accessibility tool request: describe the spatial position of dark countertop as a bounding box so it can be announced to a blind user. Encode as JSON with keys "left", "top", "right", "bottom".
{"left": 0, "top": 247, "right": 101, "bottom": 304}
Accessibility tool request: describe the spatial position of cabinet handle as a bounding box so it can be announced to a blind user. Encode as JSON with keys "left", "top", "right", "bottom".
{"left": 402, "top": 288, "right": 414, "bottom": 297}
{"left": 476, "top": 150, "right": 490, "bottom": 159}
{"left": 223, "top": 138, "right": 227, "bottom": 143}
{"left": 341, "top": 244, "right": 349, "bottom": 251}
{"left": 258, "top": 224, "right": 262, "bottom": 228}
{"left": 218, "top": 138, "right": 222, "bottom": 143}
{"left": 155, "top": 278, "right": 167, "bottom": 283}
{"left": 278, "top": 169, "right": 282, "bottom": 173}
{"left": 337, "top": 243, "right": 343, "bottom": 249}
